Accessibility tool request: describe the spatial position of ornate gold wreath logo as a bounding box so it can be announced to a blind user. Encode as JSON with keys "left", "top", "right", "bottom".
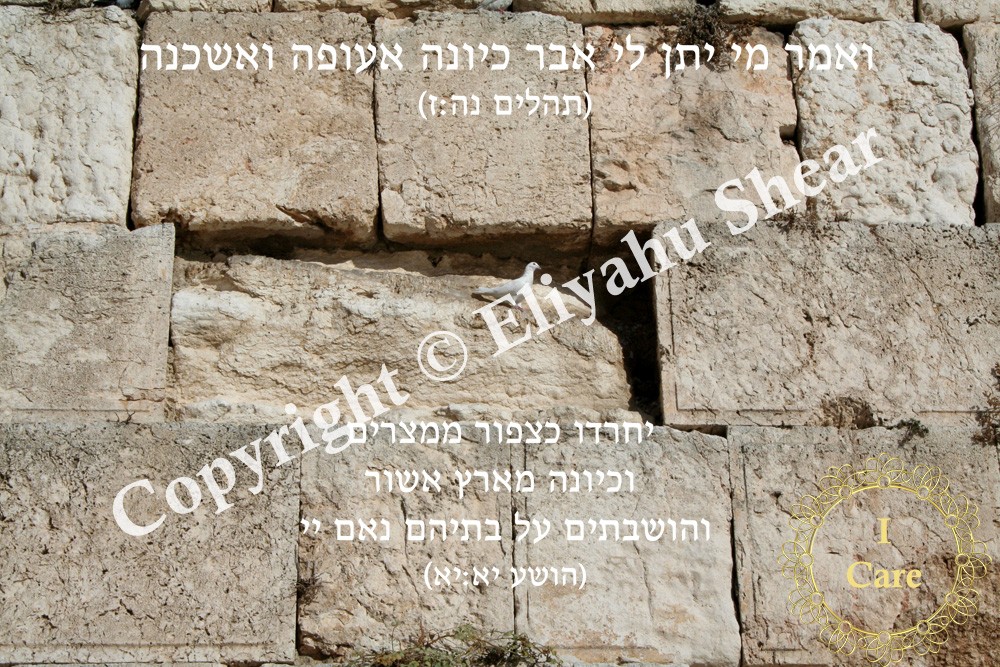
{"left": 779, "top": 453, "right": 991, "bottom": 664}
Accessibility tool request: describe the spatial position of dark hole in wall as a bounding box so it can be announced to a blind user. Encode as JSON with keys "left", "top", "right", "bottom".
{"left": 951, "top": 25, "right": 991, "bottom": 226}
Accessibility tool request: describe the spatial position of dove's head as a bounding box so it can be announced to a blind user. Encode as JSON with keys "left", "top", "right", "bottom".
{"left": 526, "top": 261, "right": 541, "bottom": 273}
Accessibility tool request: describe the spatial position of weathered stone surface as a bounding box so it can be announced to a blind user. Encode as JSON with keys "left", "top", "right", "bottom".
{"left": 274, "top": 0, "right": 477, "bottom": 20}
{"left": 588, "top": 26, "right": 798, "bottom": 245}
{"left": 132, "top": 12, "right": 378, "bottom": 248}
{"left": 0, "top": 422, "right": 298, "bottom": 663}
{"left": 511, "top": 0, "right": 693, "bottom": 25}
{"left": 0, "top": 224, "right": 174, "bottom": 422}
{"left": 719, "top": 0, "right": 912, "bottom": 23}
{"left": 792, "top": 19, "right": 978, "bottom": 226}
{"left": 521, "top": 425, "right": 740, "bottom": 665}
{"left": 298, "top": 413, "right": 513, "bottom": 656}
{"left": 965, "top": 23, "right": 1000, "bottom": 226}
{"left": 732, "top": 426, "right": 1000, "bottom": 666}
{"left": 137, "top": 0, "right": 269, "bottom": 22}
{"left": 374, "top": 12, "right": 592, "bottom": 254}
{"left": 656, "top": 221, "right": 1000, "bottom": 427}
{"left": 170, "top": 252, "right": 630, "bottom": 420}
{"left": 0, "top": 7, "right": 138, "bottom": 233}
{"left": 920, "top": 0, "right": 1000, "bottom": 27}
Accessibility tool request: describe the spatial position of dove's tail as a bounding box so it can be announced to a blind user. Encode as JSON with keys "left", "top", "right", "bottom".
{"left": 472, "top": 288, "right": 490, "bottom": 295}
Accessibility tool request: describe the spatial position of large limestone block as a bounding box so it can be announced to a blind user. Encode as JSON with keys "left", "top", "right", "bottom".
{"left": 965, "top": 24, "right": 1000, "bottom": 225}
{"left": 0, "top": 422, "right": 299, "bottom": 663}
{"left": 274, "top": 0, "right": 477, "bottom": 20}
{"left": 731, "top": 426, "right": 1000, "bottom": 665}
{"left": 0, "top": 7, "right": 138, "bottom": 233}
{"left": 511, "top": 0, "right": 693, "bottom": 25}
{"left": 170, "top": 253, "right": 631, "bottom": 420}
{"left": 0, "top": 224, "right": 174, "bottom": 422}
{"left": 132, "top": 12, "right": 378, "bottom": 248}
{"left": 137, "top": 0, "right": 270, "bottom": 22}
{"left": 588, "top": 26, "right": 798, "bottom": 245}
{"left": 920, "top": 0, "right": 1000, "bottom": 27}
{"left": 298, "top": 417, "right": 513, "bottom": 656}
{"left": 521, "top": 425, "right": 740, "bottom": 665}
{"left": 792, "top": 19, "right": 978, "bottom": 226}
{"left": 656, "top": 221, "right": 1000, "bottom": 427}
{"left": 374, "top": 12, "right": 592, "bottom": 254}
{"left": 719, "top": 0, "right": 912, "bottom": 23}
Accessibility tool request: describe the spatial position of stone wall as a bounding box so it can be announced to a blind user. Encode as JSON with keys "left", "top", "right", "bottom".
{"left": 1, "top": 0, "right": 999, "bottom": 666}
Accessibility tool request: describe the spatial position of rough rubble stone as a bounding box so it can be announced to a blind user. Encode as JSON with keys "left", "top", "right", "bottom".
{"left": 0, "top": 422, "right": 299, "bottom": 663}
{"left": 920, "top": 0, "right": 1000, "bottom": 27}
{"left": 511, "top": 0, "right": 693, "bottom": 25}
{"left": 656, "top": 221, "right": 1000, "bottom": 427}
{"left": 132, "top": 12, "right": 378, "bottom": 248}
{"left": 0, "top": 224, "right": 174, "bottom": 422}
{"left": 520, "top": 425, "right": 740, "bottom": 665}
{"left": 0, "top": 7, "right": 138, "bottom": 233}
{"left": 137, "top": 0, "right": 270, "bottom": 22}
{"left": 169, "top": 253, "right": 631, "bottom": 420}
{"left": 274, "top": 0, "right": 477, "bottom": 20}
{"left": 374, "top": 12, "right": 592, "bottom": 254}
{"left": 298, "top": 417, "right": 513, "bottom": 656}
{"left": 731, "top": 426, "right": 1000, "bottom": 666}
{"left": 718, "top": 0, "right": 912, "bottom": 23}
{"left": 587, "top": 26, "right": 799, "bottom": 245}
{"left": 965, "top": 23, "right": 1000, "bottom": 226}
{"left": 792, "top": 19, "right": 978, "bottom": 226}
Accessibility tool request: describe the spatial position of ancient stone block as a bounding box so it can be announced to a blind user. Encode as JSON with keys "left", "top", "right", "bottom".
{"left": 718, "top": 0, "right": 912, "bottom": 23}
{"left": 731, "top": 426, "right": 1000, "bottom": 665}
{"left": 169, "top": 253, "right": 631, "bottom": 420}
{"left": 273, "top": 0, "right": 477, "bottom": 20}
{"left": 0, "top": 422, "right": 299, "bottom": 663}
{"left": 920, "top": 0, "right": 1000, "bottom": 27}
{"left": 0, "top": 7, "right": 138, "bottom": 233}
{"left": 0, "top": 224, "right": 174, "bottom": 421}
{"left": 374, "top": 12, "right": 592, "bottom": 254}
{"left": 511, "top": 0, "right": 693, "bottom": 25}
{"left": 656, "top": 221, "right": 1000, "bottom": 427}
{"left": 587, "top": 26, "right": 798, "bottom": 245}
{"left": 965, "top": 23, "right": 1000, "bottom": 225}
{"left": 298, "top": 417, "right": 514, "bottom": 656}
{"left": 137, "top": 0, "right": 270, "bottom": 22}
{"left": 792, "top": 19, "right": 977, "bottom": 226}
{"left": 132, "top": 12, "right": 378, "bottom": 248}
{"left": 520, "top": 424, "right": 740, "bottom": 665}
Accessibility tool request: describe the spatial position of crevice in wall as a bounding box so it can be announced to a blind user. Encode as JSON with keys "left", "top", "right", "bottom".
{"left": 953, "top": 25, "right": 990, "bottom": 227}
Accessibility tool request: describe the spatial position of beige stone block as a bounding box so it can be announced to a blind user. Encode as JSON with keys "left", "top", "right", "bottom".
{"left": 169, "top": 253, "right": 631, "bottom": 420}
{"left": 719, "top": 0, "right": 912, "bottom": 23}
{"left": 792, "top": 19, "right": 978, "bottom": 226}
{"left": 521, "top": 424, "right": 740, "bottom": 665}
{"left": 587, "top": 26, "right": 798, "bottom": 245}
{"left": 732, "top": 426, "right": 1000, "bottom": 665}
{"left": 137, "top": 0, "right": 270, "bottom": 22}
{"left": 274, "top": 0, "right": 477, "bottom": 21}
{"left": 966, "top": 23, "right": 1000, "bottom": 225}
{"left": 0, "top": 7, "right": 138, "bottom": 233}
{"left": 511, "top": 0, "right": 693, "bottom": 25}
{"left": 656, "top": 221, "right": 1000, "bottom": 427}
{"left": 920, "top": 0, "right": 1000, "bottom": 27}
{"left": 132, "top": 12, "right": 378, "bottom": 248}
{"left": 374, "top": 12, "right": 592, "bottom": 254}
{"left": 0, "top": 224, "right": 174, "bottom": 422}
{"left": 0, "top": 422, "right": 299, "bottom": 663}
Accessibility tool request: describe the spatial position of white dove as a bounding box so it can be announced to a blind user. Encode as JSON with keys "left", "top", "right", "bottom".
{"left": 472, "top": 262, "right": 540, "bottom": 308}
{"left": 478, "top": 0, "right": 513, "bottom": 11}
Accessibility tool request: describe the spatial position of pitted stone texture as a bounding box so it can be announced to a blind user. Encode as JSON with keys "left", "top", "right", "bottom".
{"left": 0, "top": 224, "right": 173, "bottom": 422}
{"left": 0, "top": 422, "right": 298, "bottom": 663}
{"left": 719, "top": 0, "right": 912, "bottom": 23}
{"left": 732, "top": 426, "right": 1000, "bottom": 666}
{"left": 588, "top": 26, "right": 798, "bottom": 245}
{"left": 656, "top": 221, "right": 1000, "bottom": 427}
{"left": 137, "top": 0, "right": 270, "bottom": 22}
{"left": 966, "top": 24, "right": 1000, "bottom": 225}
{"left": 132, "top": 12, "right": 378, "bottom": 248}
{"left": 274, "top": 0, "right": 477, "bottom": 20}
{"left": 920, "top": 1, "right": 1000, "bottom": 27}
{"left": 170, "top": 254, "right": 630, "bottom": 421}
{"left": 0, "top": 7, "right": 138, "bottom": 233}
{"left": 511, "top": 0, "right": 693, "bottom": 25}
{"left": 298, "top": 423, "right": 513, "bottom": 657}
{"left": 375, "top": 12, "right": 592, "bottom": 254}
{"left": 792, "top": 19, "right": 977, "bottom": 226}
{"left": 521, "top": 425, "right": 740, "bottom": 666}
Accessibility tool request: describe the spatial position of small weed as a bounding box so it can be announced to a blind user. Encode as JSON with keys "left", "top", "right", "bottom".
{"left": 973, "top": 363, "right": 1000, "bottom": 449}
{"left": 675, "top": 5, "right": 753, "bottom": 69}
{"left": 893, "top": 418, "right": 929, "bottom": 445}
